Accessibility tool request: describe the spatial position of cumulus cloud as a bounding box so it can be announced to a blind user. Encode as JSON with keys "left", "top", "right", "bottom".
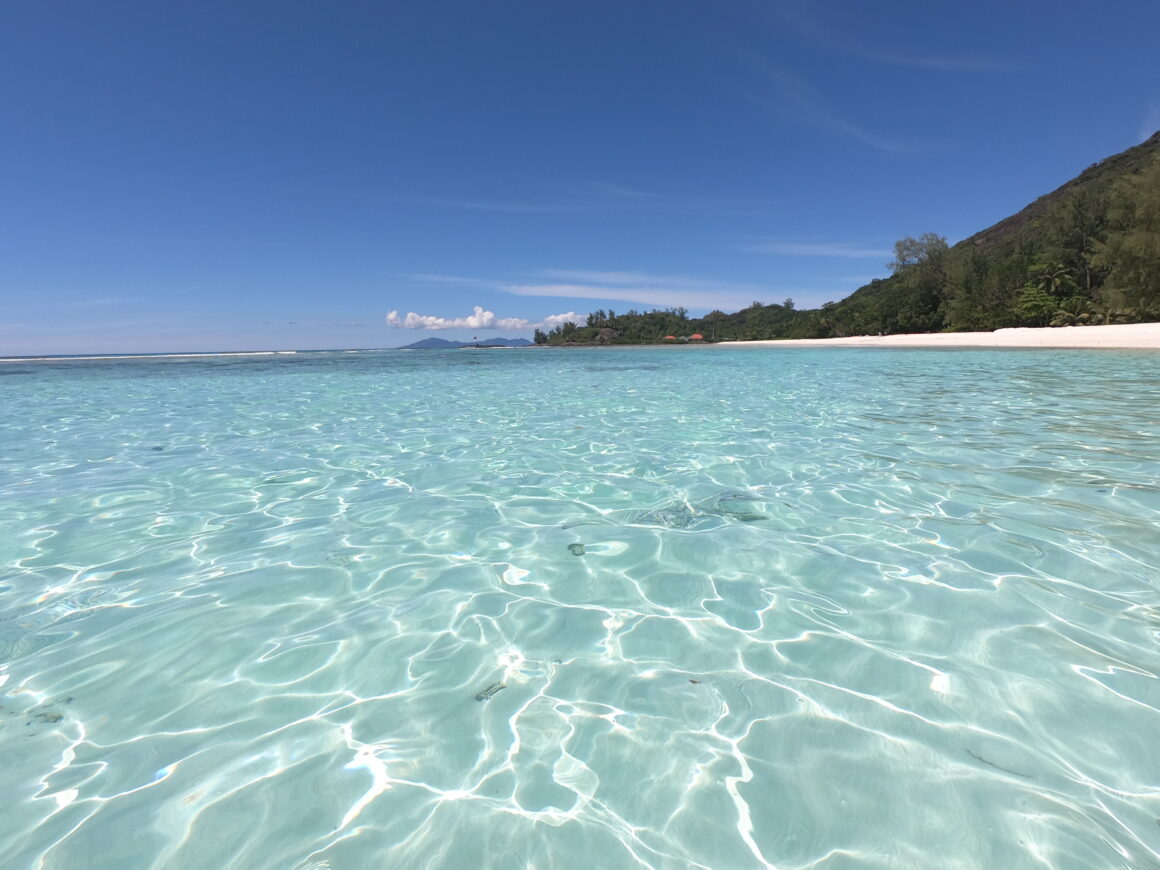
{"left": 386, "top": 306, "right": 582, "bottom": 330}
{"left": 539, "top": 311, "right": 586, "bottom": 329}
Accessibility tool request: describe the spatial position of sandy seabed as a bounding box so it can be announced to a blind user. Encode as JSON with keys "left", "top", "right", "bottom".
{"left": 722, "top": 322, "right": 1160, "bottom": 350}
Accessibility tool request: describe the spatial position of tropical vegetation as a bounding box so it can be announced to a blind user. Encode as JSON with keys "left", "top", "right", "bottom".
{"left": 536, "top": 133, "right": 1160, "bottom": 345}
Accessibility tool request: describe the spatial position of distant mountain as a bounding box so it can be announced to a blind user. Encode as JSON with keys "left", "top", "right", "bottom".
{"left": 398, "top": 337, "right": 534, "bottom": 349}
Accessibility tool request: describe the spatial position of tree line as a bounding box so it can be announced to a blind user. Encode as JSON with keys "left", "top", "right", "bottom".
{"left": 536, "top": 146, "right": 1160, "bottom": 345}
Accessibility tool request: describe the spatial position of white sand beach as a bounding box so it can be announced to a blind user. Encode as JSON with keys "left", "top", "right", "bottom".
{"left": 723, "top": 322, "right": 1160, "bottom": 350}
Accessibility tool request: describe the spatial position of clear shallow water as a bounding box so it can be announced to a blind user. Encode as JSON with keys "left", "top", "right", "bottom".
{"left": 1, "top": 346, "right": 1159, "bottom": 870}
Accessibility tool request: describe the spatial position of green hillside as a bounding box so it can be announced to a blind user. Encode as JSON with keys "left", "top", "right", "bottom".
{"left": 538, "top": 132, "right": 1160, "bottom": 345}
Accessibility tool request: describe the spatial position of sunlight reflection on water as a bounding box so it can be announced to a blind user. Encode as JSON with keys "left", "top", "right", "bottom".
{"left": 1, "top": 347, "right": 1159, "bottom": 869}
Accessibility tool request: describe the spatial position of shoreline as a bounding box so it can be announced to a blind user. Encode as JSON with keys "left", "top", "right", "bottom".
{"left": 721, "top": 322, "right": 1160, "bottom": 350}
{"left": 6, "top": 324, "right": 1160, "bottom": 361}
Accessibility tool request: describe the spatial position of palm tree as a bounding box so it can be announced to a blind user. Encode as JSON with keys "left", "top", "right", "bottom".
{"left": 1027, "top": 262, "right": 1079, "bottom": 301}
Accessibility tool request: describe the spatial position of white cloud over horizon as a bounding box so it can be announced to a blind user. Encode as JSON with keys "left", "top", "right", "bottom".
{"left": 386, "top": 306, "right": 583, "bottom": 331}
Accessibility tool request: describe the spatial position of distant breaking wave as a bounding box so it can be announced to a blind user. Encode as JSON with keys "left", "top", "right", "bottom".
{"left": 0, "top": 351, "right": 300, "bottom": 363}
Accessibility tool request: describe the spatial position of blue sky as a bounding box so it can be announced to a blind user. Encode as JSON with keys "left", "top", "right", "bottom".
{"left": 3, "top": 0, "right": 1159, "bottom": 354}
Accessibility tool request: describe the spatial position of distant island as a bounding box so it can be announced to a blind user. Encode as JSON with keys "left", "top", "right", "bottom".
{"left": 399, "top": 337, "right": 534, "bottom": 350}
{"left": 537, "top": 131, "right": 1160, "bottom": 345}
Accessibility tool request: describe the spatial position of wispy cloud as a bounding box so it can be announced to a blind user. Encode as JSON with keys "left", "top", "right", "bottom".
{"left": 862, "top": 52, "right": 1024, "bottom": 73}
{"left": 762, "top": 1, "right": 1024, "bottom": 75}
{"left": 7, "top": 293, "right": 136, "bottom": 310}
{"left": 384, "top": 182, "right": 779, "bottom": 218}
{"left": 751, "top": 68, "right": 921, "bottom": 154}
{"left": 549, "top": 181, "right": 780, "bottom": 217}
{"left": 741, "top": 240, "right": 892, "bottom": 258}
{"left": 75, "top": 296, "right": 133, "bottom": 307}
{"left": 408, "top": 269, "right": 779, "bottom": 312}
{"left": 276, "top": 320, "right": 367, "bottom": 329}
{"left": 564, "top": 181, "right": 657, "bottom": 201}
{"left": 519, "top": 270, "right": 765, "bottom": 310}
{"left": 388, "top": 195, "right": 582, "bottom": 215}
{"left": 505, "top": 283, "right": 728, "bottom": 309}
{"left": 399, "top": 269, "right": 864, "bottom": 319}
{"left": 404, "top": 273, "right": 507, "bottom": 289}
{"left": 386, "top": 306, "right": 582, "bottom": 331}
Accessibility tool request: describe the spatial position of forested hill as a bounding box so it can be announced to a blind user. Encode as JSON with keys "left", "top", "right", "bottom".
{"left": 964, "top": 130, "right": 1160, "bottom": 250}
{"left": 537, "top": 132, "right": 1160, "bottom": 345}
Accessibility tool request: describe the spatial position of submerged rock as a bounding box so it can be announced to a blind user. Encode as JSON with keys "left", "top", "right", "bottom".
{"left": 626, "top": 503, "right": 697, "bottom": 529}
{"left": 709, "top": 492, "right": 769, "bottom": 522}
{"left": 475, "top": 681, "right": 506, "bottom": 702}
{"left": 567, "top": 543, "right": 586, "bottom": 556}
{"left": 565, "top": 491, "right": 771, "bottom": 531}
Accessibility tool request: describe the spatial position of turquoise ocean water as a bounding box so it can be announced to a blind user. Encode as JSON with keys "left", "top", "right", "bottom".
{"left": 1, "top": 346, "right": 1159, "bottom": 869}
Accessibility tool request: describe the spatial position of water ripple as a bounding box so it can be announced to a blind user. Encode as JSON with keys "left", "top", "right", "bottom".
{"left": 2, "top": 347, "right": 1160, "bottom": 868}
